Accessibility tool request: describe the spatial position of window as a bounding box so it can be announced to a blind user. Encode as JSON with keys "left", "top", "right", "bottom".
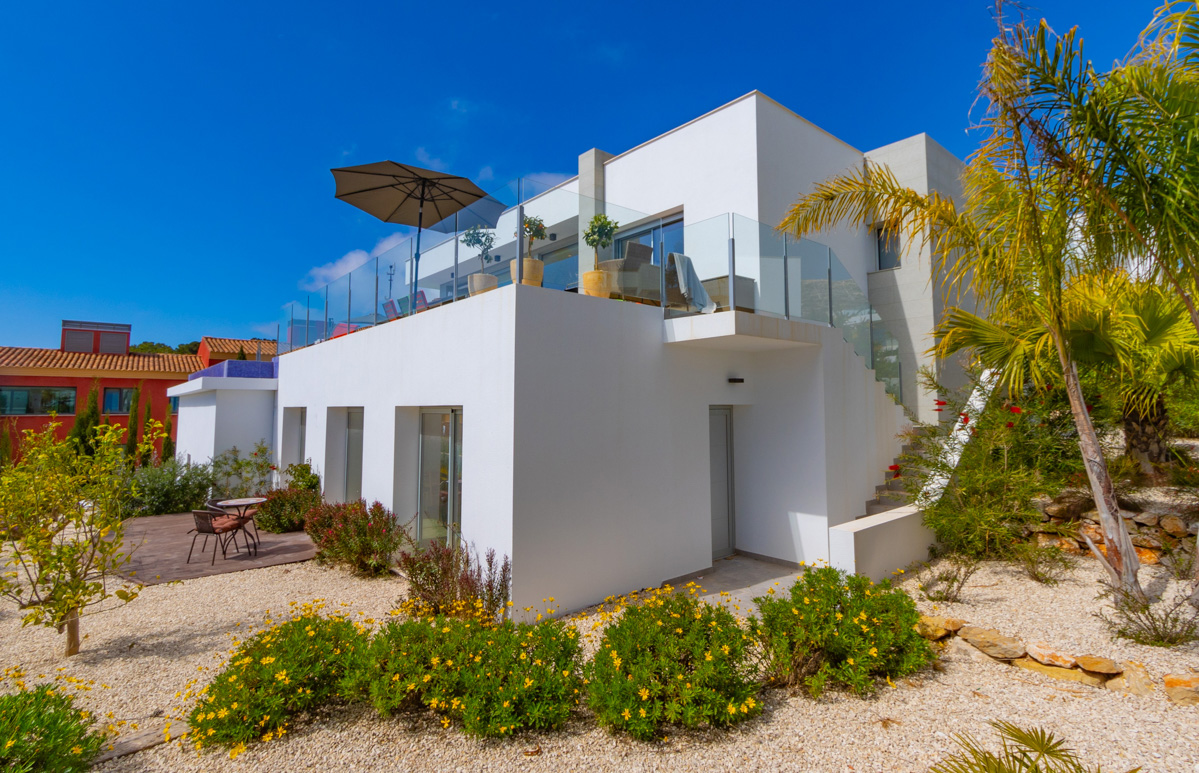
{"left": 614, "top": 218, "right": 684, "bottom": 267}
{"left": 0, "top": 386, "right": 76, "bottom": 416}
{"left": 876, "top": 227, "right": 901, "bottom": 271}
{"left": 103, "top": 388, "right": 135, "bottom": 414}
{"left": 168, "top": 396, "right": 179, "bottom": 414}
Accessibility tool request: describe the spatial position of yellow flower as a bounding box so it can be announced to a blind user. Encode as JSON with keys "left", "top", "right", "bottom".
{"left": 621, "top": 709, "right": 631, "bottom": 720}
{"left": 639, "top": 708, "right": 647, "bottom": 718}
{"left": 727, "top": 704, "right": 737, "bottom": 715}
{"left": 638, "top": 687, "right": 650, "bottom": 701}
{"left": 259, "top": 656, "right": 275, "bottom": 665}
{"left": 847, "top": 658, "right": 855, "bottom": 665}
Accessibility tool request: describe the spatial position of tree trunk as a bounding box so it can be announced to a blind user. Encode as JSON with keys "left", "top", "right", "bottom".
{"left": 1059, "top": 358, "right": 1145, "bottom": 599}
{"left": 63, "top": 608, "right": 80, "bottom": 657}
{"left": 1123, "top": 394, "right": 1170, "bottom": 474}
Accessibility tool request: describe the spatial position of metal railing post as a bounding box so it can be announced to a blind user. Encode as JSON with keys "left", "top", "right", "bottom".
{"left": 782, "top": 234, "right": 790, "bottom": 320}
{"left": 305, "top": 295, "right": 310, "bottom": 347}
{"left": 373, "top": 257, "right": 379, "bottom": 325}
{"left": 323, "top": 288, "right": 329, "bottom": 341}
{"left": 346, "top": 271, "right": 352, "bottom": 329}
{"left": 826, "top": 245, "right": 833, "bottom": 326}
{"left": 727, "top": 213, "right": 736, "bottom": 313}
{"left": 516, "top": 178, "right": 525, "bottom": 285}
{"left": 452, "top": 212, "right": 459, "bottom": 301}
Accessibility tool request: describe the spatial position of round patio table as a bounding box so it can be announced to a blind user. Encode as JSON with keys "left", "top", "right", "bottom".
{"left": 218, "top": 497, "right": 266, "bottom": 554}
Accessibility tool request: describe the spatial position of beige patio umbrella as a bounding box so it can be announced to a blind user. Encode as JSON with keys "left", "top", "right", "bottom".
{"left": 331, "top": 162, "right": 490, "bottom": 310}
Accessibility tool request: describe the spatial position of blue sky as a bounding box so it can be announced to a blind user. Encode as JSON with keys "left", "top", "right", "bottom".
{"left": 0, "top": 0, "right": 1157, "bottom": 348}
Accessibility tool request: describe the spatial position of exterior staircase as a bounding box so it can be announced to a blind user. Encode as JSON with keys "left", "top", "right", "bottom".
{"left": 862, "top": 439, "right": 919, "bottom": 517}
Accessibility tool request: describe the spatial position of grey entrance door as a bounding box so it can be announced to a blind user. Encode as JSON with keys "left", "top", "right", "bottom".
{"left": 709, "top": 407, "right": 734, "bottom": 560}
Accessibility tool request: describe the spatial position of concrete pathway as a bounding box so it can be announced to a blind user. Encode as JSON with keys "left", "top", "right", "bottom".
{"left": 674, "top": 554, "right": 804, "bottom": 616}
{"left": 118, "top": 513, "right": 316, "bottom": 585}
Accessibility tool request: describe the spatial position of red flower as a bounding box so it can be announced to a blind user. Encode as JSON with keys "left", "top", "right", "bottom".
{"left": 1009, "top": 406, "right": 1022, "bottom": 414}
{"left": 1085, "top": 404, "right": 1094, "bottom": 413}
{"left": 933, "top": 408, "right": 944, "bottom": 412}
{"left": 934, "top": 400, "right": 948, "bottom": 406}
{"left": 1006, "top": 421, "right": 1014, "bottom": 428}
{"left": 888, "top": 464, "right": 900, "bottom": 471}
{"left": 960, "top": 412, "right": 970, "bottom": 424}
{"left": 893, "top": 472, "right": 902, "bottom": 479}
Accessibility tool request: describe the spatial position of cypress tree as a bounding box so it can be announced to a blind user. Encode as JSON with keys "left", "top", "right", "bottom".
{"left": 0, "top": 420, "right": 12, "bottom": 468}
{"left": 140, "top": 397, "right": 154, "bottom": 466}
{"left": 124, "top": 384, "right": 141, "bottom": 458}
{"left": 236, "top": 345, "right": 247, "bottom": 360}
{"left": 162, "top": 408, "right": 175, "bottom": 462}
{"left": 67, "top": 382, "right": 102, "bottom": 455}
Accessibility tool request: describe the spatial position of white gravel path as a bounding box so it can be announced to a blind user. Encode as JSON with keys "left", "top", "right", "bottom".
{"left": 2, "top": 559, "right": 1196, "bottom": 772}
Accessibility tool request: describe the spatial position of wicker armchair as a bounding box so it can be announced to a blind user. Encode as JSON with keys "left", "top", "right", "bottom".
{"left": 186, "top": 510, "right": 253, "bottom": 565}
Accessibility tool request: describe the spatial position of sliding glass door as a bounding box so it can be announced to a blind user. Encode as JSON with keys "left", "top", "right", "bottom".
{"left": 417, "top": 408, "right": 463, "bottom": 545}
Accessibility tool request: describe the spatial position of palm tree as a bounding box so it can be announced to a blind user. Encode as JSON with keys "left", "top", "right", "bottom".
{"left": 937, "top": 274, "right": 1199, "bottom": 472}
{"left": 778, "top": 39, "right": 1147, "bottom": 598}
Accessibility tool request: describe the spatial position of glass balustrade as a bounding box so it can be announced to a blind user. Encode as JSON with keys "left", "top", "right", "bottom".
{"left": 275, "top": 177, "right": 903, "bottom": 402}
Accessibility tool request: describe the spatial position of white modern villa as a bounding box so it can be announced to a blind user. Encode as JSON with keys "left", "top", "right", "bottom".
{"left": 172, "top": 91, "right": 965, "bottom": 614}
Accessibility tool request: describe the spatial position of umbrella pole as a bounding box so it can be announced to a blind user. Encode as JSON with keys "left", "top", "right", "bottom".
{"left": 410, "top": 194, "right": 424, "bottom": 316}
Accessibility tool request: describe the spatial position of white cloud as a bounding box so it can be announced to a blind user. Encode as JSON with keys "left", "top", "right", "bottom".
{"left": 251, "top": 322, "right": 279, "bottom": 337}
{"left": 523, "top": 171, "right": 573, "bottom": 191}
{"left": 300, "top": 233, "right": 416, "bottom": 291}
{"left": 477, "top": 165, "right": 494, "bottom": 182}
{"left": 414, "top": 146, "right": 448, "bottom": 171}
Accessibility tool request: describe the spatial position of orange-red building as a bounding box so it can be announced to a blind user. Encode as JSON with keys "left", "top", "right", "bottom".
{"left": 0, "top": 321, "right": 201, "bottom": 453}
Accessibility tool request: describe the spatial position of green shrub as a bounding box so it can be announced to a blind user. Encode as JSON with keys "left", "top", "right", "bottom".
{"left": 1014, "top": 543, "right": 1076, "bottom": 585}
{"left": 751, "top": 566, "right": 932, "bottom": 698}
{"left": 130, "top": 459, "right": 215, "bottom": 516}
{"left": 211, "top": 441, "right": 274, "bottom": 498}
{"left": 255, "top": 487, "right": 321, "bottom": 533}
{"left": 1167, "top": 379, "right": 1199, "bottom": 438}
{"left": 304, "top": 499, "right": 408, "bottom": 575}
{"left": 585, "top": 587, "right": 761, "bottom": 741}
{"left": 396, "top": 540, "right": 511, "bottom": 621}
{"left": 186, "top": 604, "right": 365, "bottom": 751}
{"left": 284, "top": 462, "right": 321, "bottom": 493}
{"left": 0, "top": 684, "right": 103, "bottom": 772}
{"left": 916, "top": 552, "right": 980, "bottom": 603}
{"left": 343, "top": 615, "right": 581, "bottom": 737}
{"left": 1097, "top": 582, "right": 1199, "bottom": 647}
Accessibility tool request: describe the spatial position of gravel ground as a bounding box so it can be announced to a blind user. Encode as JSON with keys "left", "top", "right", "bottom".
{"left": 3, "top": 559, "right": 1197, "bottom": 772}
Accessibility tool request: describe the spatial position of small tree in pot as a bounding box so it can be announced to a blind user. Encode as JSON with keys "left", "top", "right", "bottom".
{"left": 518, "top": 215, "right": 548, "bottom": 287}
{"left": 582, "top": 213, "right": 619, "bottom": 297}
{"left": 461, "top": 225, "right": 498, "bottom": 296}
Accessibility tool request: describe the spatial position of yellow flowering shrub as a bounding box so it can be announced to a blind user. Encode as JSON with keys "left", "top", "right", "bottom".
{"left": 750, "top": 566, "right": 931, "bottom": 697}
{"left": 186, "top": 603, "right": 365, "bottom": 749}
{"left": 584, "top": 587, "right": 761, "bottom": 741}
{"left": 0, "top": 676, "right": 102, "bottom": 772}
{"left": 342, "top": 614, "right": 581, "bottom": 737}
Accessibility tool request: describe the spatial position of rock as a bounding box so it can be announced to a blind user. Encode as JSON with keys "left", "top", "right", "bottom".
{"left": 942, "top": 636, "right": 998, "bottom": 666}
{"left": 1036, "top": 533, "right": 1080, "bottom": 553}
{"left": 1132, "top": 512, "right": 1159, "bottom": 527}
{"left": 1013, "top": 658, "right": 1109, "bottom": 687}
{"left": 916, "top": 615, "right": 965, "bottom": 639}
{"left": 1094, "top": 544, "right": 1160, "bottom": 565}
{"left": 1131, "top": 530, "right": 1163, "bottom": 550}
{"left": 1189, "top": 521, "right": 1199, "bottom": 536}
{"left": 1079, "top": 523, "right": 1105, "bottom": 545}
{"left": 1026, "top": 641, "right": 1076, "bottom": 669}
{"left": 1163, "top": 673, "right": 1199, "bottom": 706}
{"left": 1116, "top": 493, "right": 1145, "bottom": 512}
{"left": 1031, "top": 494, "right": 1052, "bottom": 519}
{"left": 1160, "top": 515, "right": 1189, "bottom": 538}
{"left": 1076, "top": 654, "right": 1122, "bottom": 675}
{"left": 1106, "top": 661, "right": 1153, "bottom": 697}
{"left": 1044, "top": 504, "right": 1068, "bottom": 518}
{"left": 958, "top": 626, "right": 1026, "bottom": 660}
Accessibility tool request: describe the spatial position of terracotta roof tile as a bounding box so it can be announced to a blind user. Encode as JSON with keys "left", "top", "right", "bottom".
{"left": 201, "top": 337, "right": 278, "bottom": 357}
{"left": 0, "top": 347, "right": 202, "bottom": 374}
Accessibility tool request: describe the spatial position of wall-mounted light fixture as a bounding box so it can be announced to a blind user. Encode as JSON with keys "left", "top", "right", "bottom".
{"left": 728, "top": 377, "right": 745, "bottom": 384}
{"left": 549, "top": 232, "right": 557, "bottom": 241}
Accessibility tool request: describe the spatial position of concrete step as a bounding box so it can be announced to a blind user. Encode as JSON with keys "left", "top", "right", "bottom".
{"left": 866, "top": 500, "right": 906, "bottom": 516}
{"left": 876, "top": 478, "right": 905, "bottom": 494}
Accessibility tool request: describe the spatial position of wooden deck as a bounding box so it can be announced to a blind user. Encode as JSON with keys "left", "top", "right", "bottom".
{"left": 118, "top": 513, "right": 317, "bottom": 585}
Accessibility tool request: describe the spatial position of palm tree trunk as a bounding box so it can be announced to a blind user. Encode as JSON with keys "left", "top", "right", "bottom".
{"left": 1122, "top": 394, "right": 1170, "bottom": 473}
{"left": 1058, "top": 356, "right": 1145, "bottom": 599}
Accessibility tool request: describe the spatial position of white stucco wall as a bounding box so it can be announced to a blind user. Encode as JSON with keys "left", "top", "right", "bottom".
{"left": 169, "top": 378, "right": 277, "bottom": 465}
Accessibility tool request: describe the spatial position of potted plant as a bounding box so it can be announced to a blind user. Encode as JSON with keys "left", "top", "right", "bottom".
{"left": 582, "top": 213, "right": 619, "bottom": 298}
{"left": 461, "top": 225, "right": 499, "bottom": 296}
{"left": 519, "top": 215, "right": 547, "bottom": 287}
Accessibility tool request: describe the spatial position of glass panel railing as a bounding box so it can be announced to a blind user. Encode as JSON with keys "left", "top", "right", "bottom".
{"left": 830, "top": 249, "right": 873, "bottom": 367}
{"left": 347, "top": 257, "right": 380, "bottom": 329}
{"left": 324, "top": 273, "right": 349, "bottom": 340}
{"left": 788, "top": 236, "right": 831, "bottom": 325}
{"left": 871, "top": 310, "right": 903, "bottom": 401}
{"left": 666, "top": 214, "right": 729, "bottom": 316}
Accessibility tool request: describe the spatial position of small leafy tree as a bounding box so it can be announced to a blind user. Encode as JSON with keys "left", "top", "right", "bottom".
{"left": 519, "top": 214, "right": 547, "bottom": 258}
{"left": 140, "top": 397, "right": 154, "bottom": 466}
{"left": 583, "top": 213, "right": 619, "bottom": 271}
{"left": 460, "top": 225, "right": 496, "bottom": 271}
{"left": 0, "top": 421, "right": 156, "bottom": 657}
{"left": 0, "top": 419, "right": 13, "bottom": 468}
{"left": 124, "top": 384, "right": 141, "bottom": 458}
{"left": 236, "top": 346, "right": 247, "bottom": 360}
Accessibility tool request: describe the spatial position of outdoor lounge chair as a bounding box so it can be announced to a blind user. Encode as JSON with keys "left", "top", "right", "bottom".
{"left": 207, "top": 499, "right": 261, "bottom": 549}
{"left": 600, "top": 242, "right": 690, "bottom": 307}
{"left": 186, "top": 510, "right": 254, "bottom": 565}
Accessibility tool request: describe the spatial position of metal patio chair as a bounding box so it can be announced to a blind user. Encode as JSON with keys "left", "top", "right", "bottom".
{"left": 186, "top": 510, "right": 253, "bottom": 565}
